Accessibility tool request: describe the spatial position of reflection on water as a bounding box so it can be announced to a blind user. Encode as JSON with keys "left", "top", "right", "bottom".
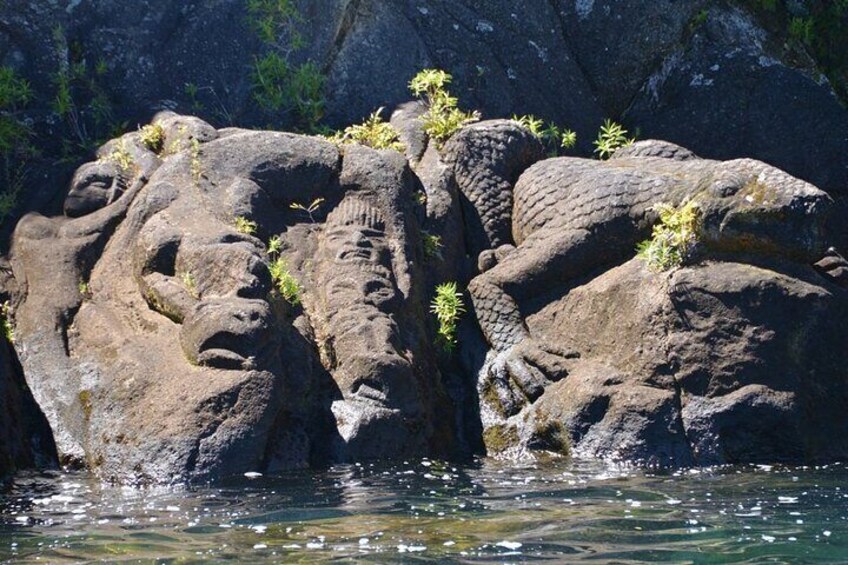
{"left": 1, "top": 459, "right": 847, "bottom": 563}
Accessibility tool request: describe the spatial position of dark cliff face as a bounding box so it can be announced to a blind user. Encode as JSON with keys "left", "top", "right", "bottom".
{"left": 0, "top": 1, "right": 846, "bottom": 239}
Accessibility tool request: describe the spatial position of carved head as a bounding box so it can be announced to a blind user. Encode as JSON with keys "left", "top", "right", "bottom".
{"left": 318, "top": 195, "right": 421, "bottom": 411}
{"left": 321, "top": 196, "right": 396, "bottom": 308}
{"left": 64, "top": 160, "right": 128, "bottom": 217}
{"left": 698, "top": 159, "right": 833, "bottom": 261}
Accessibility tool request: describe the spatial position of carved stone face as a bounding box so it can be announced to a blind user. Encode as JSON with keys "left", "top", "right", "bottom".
{"left": 318, "top": 196, "right": 416, "bottom": 409}
{"left": 64, "top": 161, "right": 127, "bottom": 217}
{"left": 134, "top": 194, "right": 276, "bottom": 371}
{"left": 321, "top": 197, "right": 398, "bottom": 310}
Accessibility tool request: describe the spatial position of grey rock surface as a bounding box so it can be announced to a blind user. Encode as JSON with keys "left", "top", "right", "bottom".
{"left": 7, "top": 114, "right": 453, "bottom": 483}
{"left": 2, "top": 40, "right": 847, "bottom": 479}
{"left": 525, "top": 258, "right": 848, "bottom": 466}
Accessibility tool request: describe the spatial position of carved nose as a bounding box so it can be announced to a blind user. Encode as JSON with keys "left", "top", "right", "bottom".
{"left": 352, "top": 231, "right": 373, "bottom": 248}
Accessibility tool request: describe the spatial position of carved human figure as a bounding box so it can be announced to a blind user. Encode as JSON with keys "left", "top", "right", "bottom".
{"left": 317, "top": 194, "right": 426, "bottom": 457}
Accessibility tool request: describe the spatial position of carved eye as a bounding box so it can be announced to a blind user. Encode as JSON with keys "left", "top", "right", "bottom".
{"left": 708, "top": 170, "right": 745, "bottom": 198}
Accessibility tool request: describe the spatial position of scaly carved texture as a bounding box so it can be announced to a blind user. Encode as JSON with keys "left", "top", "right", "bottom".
{"left": 470, "top": 139, "right": 829, "bottom": 354}
{"left": 443, "top": 120, "right": 544, "bottom": 255}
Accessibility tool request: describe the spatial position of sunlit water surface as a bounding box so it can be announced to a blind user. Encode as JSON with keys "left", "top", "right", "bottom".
{"left": 1, "top": 459, "right": 847, "bottom": 563}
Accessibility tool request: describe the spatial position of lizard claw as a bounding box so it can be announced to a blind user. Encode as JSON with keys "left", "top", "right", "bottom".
{"left": 481, "top": 338, "right": 578, "bottom": 417}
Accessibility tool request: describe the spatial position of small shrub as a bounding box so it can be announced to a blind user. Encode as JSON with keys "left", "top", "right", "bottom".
{"left": 560, "top": 128, "right": 578, "bottom": 150}
{"left": 329, "top": 107, "right": 405, "bottom": 152}
{"left": 289, "top": 61, "right": 325, "bottom": 131}
{"left": 422, "top": 232, "right": 443, "bottom": 260}
{"left": 51, "top": 26, "right": 122, "bottom": 156}
{"left": 78, "top": 279, "right": 91, "bottom": 298}
{"left": 268, "top": 256, "right": 302, "bottom": 305}
{"left": 247, "top": 0, "right": 303, "bottom": 47}
{"left": 0, "top": 66, "right": 32, "bottom": 109}
{"left": 104, "top": 139, "right": 134, "bottom": 174}
{"left": 512, "top": 114, "right": 577, "bottom": 156}
{"left": 235, "top": 216, "right": 258, "bottom": 235}
{"left": 1, "top": 301, "right": 13, "bottom": 343}
{"left": 430, "top": 281, "right": 466, "bottom": 352}
{"left": 690, "top": 8, "right": 709, "bottom": 30}
{"left": 266, "top": 235, "right": 302, "bottom": 305}
{"left": 184, "top": 82, "right": 205, "bottom": 112}
{"left": 593, "top": 118, "right": 635, "bottom": 159}
{"left": 247, "top": 0, "right": 325, "bottom": 132}
{"left": 267, "top": 234, "right": 282, "bottom": 255}
{"left": 409, "top": 68, "right": 480, "bottom": 148}
{"left": 789, "top": 16, "right": 815, "bottom": 45}
{"left": 0, "top": 66, "right": 34, "bottom": 226}
{"left": 637, "top": 200, "right": 701, "bottom": 271}
{"left": 139, "top": 123, "right": 165, "bottom": 153}
{"left": 290, "top": 197, "right": 324, "bottom": 223}
{"left": 511, "top": 114, "right": 544, "bottom": 136}
{"left": 181, "top": 271, "right": 198, "bottom": 299}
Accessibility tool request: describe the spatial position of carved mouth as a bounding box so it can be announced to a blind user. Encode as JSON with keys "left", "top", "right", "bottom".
{"left": 337, "top": 248, "right": 374, "bottom": 262}
{"left": 180, "top": 298, "right": 273, "bottom": 371}
{"left": 195, "top": 345, "right": 253, "bottom": 370}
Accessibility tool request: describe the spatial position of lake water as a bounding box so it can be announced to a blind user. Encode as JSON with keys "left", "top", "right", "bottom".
{"left": 1, "top": 459, "right": 847, "bottom": 563}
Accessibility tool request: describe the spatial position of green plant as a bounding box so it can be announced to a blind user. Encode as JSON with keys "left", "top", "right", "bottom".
{"left": 51, "top": 26, "right": 122, "bottom": 156}
{"left": 690, "top": 8, "right": 709, "bottom": 30}
{"left": 329, "top": 107, "right": 405, "bottom": 152}
{"left": 430, "top": 281, "right": 466, "bottom": 352}
{"left": 247, "top": 0, "right": 326, "bottom": 132}
{"left": 1, "top": 301, "right": 13, "bottom": 343}
{"left": 235, "top": 216, "right": 258, "bottom": 235}
{"left": 789, "top": 16, "right": 815, "bottom": 45}
{"left": 268, "top": 254, "right": 302, "bottom": 305}
{"left": 512, "top": 114, "right": 577, "bottom": 156}
{"left": 78, "top": 279, "right": 91, "bottom": 298}
{"left": 409, "top": 68, "right": 480, "bottom": 148}
{"left": 423, "top": 232, "right": 443, "bottom": 260}
{"left": 593, "top": 118, "right": 635, "bottom": 159}
{"left": 181, "top": 271, "right": 199, "bottom": 299}
{"left": 0, "top": 66, "right": 31, "bottom": 110}
{"left": 511, "top": 114, "right": 544, "bottom": 136}
{"left": 560, "top": 128, "right": 578, "bottom": 150}
{"left": 0, "top": 66, "right": 35, "bottom": 226}
{"left": 267, "top": 234, "right": 283, "bottom": 255}
{"left": 736, "top": 1, "right": 848, "bottom": 104}
{"left": 247, "top": 0, "right": 304, "bottom": 47}
{"left": 139, "top": 123, "right": 165, "bottom": 153}
{"left": 184, "top": 82, "right": 205, "bottom": 112}
{"left": 290, "top": 197, "right": 324, "bottom": 223}
{"left": 636, "top": 200, "right": 702, "bottom": 271}
{"left": 104, "top": 138, "right": 134, "bottom": 174}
